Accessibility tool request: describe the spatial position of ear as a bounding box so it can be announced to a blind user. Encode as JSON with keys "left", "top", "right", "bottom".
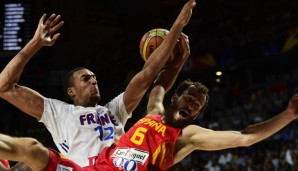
{"left": 67, "top": 87, "right": 76, "bottom": 98}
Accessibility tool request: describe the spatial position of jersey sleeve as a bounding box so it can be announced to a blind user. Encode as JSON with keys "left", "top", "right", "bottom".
{"left": 39, "top": 97, "right": 71, "bottom": 140}
{"left": 105, "top": 92, "right": 132, "bottom": 126}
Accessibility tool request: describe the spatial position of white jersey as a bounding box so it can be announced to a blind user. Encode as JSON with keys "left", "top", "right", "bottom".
{"left": 39, "top": 93, "right": 131, "bottom": 167}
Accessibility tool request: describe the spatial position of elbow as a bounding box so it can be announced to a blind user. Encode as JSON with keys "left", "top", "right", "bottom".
{"left": 0, "top": 84, "right": 10, "bottom": 94}
{"left": 239, "top": 134, "right": 257, "bottom": 147}
{"left": 0, "top": 83, "right": 16, "bottom": 96}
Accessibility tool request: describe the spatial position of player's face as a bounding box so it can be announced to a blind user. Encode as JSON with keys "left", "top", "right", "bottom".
{"left": 71, "top": 69, "right": 100, "bottom": 106}
{"left": 164, "top": 85, "right": 207, "bottom": 128}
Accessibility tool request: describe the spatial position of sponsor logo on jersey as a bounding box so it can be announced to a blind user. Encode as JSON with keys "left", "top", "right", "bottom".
{"left": 56, "top": 164, "right": 73, "bottom": 171}
{"left": 111, "top": 147, "right": 149, "bottom": 165}
{"left": 111, "top": 148, "right": 149, "bottom": 171}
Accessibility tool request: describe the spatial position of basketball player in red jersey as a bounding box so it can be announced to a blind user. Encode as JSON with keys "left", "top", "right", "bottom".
{"left": 94, "top": 79, "right": 298, "bottom": 170}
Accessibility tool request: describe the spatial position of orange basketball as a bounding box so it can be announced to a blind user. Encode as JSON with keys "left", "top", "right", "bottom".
{"left": 139, "top": 28, "right": 179, "bottom": 64}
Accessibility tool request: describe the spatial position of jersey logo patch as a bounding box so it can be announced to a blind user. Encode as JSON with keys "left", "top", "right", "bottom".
{"left": 111, "top": 147, "right": 149, "bottom": 165}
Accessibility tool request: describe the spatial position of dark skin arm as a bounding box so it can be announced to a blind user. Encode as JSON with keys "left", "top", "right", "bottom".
{"left": 153, "top": 33, "right": 190, "bottom": 92}
{"left": 123, "top": 0, "right": 196, "bottom": 114}
{"left": 0, "top": 14, "right": 64, "bottom": 120}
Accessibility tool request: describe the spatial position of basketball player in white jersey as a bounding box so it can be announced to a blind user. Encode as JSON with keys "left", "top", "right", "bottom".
{"left": 0, "top": 0, "right": 194, "bottom": 167}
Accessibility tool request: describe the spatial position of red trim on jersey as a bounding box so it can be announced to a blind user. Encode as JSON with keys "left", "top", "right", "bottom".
{"left": 0, "top": 159, "right": 10, "bottom": 169}
{"left": 43, "top": 148, "right": 85, "bottom": 171}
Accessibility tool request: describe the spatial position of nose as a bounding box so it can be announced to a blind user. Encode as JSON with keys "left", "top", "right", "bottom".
{"left": 188, "top": 103, "right": 194, "bottom": 110}
{"left": 90, "top": 77, "right": 97, "bottom": 85}
{"left": 188, "top": 102, "right": 197, "bottom": 110}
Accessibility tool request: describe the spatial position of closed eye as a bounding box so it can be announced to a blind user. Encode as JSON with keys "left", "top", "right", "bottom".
{"left": 185, "top": 95, "right": 201, "bottom": 110}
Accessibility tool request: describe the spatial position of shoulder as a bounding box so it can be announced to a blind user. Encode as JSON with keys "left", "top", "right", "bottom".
{"left": 105, "top": 93, "right": 125, "bottom": 106}
{"left": 44, "top": 97, "right": 71, "bottom": 106}
{"left": 43, "top": 97, "right": 74, "bottom": 113}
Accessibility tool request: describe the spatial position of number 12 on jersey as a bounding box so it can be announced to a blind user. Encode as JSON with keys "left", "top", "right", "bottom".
{"left": 94, "top": 125, "right": 114, "bottom": 141}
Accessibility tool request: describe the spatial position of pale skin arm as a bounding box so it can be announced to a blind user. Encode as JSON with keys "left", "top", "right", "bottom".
{"left": 0, "top": 14, "right": 64, "bottom": 120}
{"left": 173, "top": 94, "right": 298, "bottom": 163}
{"left": 123, "top": 0, "right": 196, "bottom": 114}
{"left": 146, "top": 86, "right": 166, "bottom": 115}
{"left": 152, "top": 33, "right": 190, "bottom": 93}
{"left": 145, "top": 35, "right": 191, "bottom": 114}
{"left": 0, "top": 134, "right": 49, "bottom": 171}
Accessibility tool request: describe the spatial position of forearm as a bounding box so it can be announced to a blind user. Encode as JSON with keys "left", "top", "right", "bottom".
{"left": 153, "top": 33, "right": 189, "bottom": 92}
{"left": 0, "top": 39, "right": 41, "bottom": 91}
{"left": 0, "top": 134, "right": 48, "bottom": 171}
{"left": 141, "top": 0, "right": 193, "bottom": 86}
{"left": 142, "top": 24, "right": 183, "bottom": 72}
{"left": 0, "top": 134, "right": 22, "bottom": 161}
{"left": 242, "top": 110, "right": 295, "bottom": 145}
{"left": 153, "top": 64, "right": 184, "bottom": 93}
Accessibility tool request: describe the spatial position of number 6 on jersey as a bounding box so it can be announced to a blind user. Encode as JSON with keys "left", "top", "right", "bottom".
{"left": 130, "top": 127, "right": 148, "bottom": 145}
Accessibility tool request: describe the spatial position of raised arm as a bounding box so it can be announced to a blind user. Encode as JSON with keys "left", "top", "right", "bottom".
{"left": 146, "top": 85, "right": 166, "bottom": 115}
{"left": 153, "top": 33, "right": 190, "bottom": 92}
{"left": 175, "top": 94, "right": 298, "bottom": 162}
{"left": 123, "top": 0, "right": 196, "bottom": 114}
{"left": 0, "top": 14, "right": 64, "bottom": 119}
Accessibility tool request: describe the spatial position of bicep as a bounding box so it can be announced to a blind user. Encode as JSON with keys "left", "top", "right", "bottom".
{"left": 1, "top": 84, "right": 44, "bottom": 119}
{"left": 186, "top": 126, "right": 249, "bottom": 151}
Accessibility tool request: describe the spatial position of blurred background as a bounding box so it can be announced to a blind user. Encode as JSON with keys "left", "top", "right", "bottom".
{"left": 0, "top": 0, "right": 298, "bottom": 170}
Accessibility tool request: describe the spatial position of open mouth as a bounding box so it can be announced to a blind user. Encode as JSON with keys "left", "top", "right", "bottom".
{"left": 178, "top": 109, "right": 189, "bottom": 119}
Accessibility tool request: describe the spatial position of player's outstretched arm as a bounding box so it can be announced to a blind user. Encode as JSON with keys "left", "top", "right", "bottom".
{"left": 0, "top": 134, "right": 49, "bottom": 171}
{"left": 175, "top": 94, "right": 298, "bottom": 162}
{"left": 123, "top": 0, "right": 196, "bottom": 114}
{"left": 153, "top": 33, "right": 190, "bottom": 92}
{"left": 0, "top": 14, "right": 64, "bottom": 119}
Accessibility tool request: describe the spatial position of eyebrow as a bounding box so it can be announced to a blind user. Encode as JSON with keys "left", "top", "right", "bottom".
{"left": 187, "top": 91, "right": 204, "bottom": 106}
{"left": 80, "top": 74, "right": 96, "bottom": 79}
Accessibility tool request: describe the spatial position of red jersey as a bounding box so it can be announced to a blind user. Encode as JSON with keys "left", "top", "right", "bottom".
{"left": 95, "top": 115, "right": 182, "bottom": 171}
{"left": 43, "top": 148, "right": 86, "bottom": 171}
{"left": 0, "top": 159, "right": 10, "bottom": 169}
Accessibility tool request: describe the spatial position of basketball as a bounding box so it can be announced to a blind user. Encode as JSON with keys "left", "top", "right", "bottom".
{"left": 139, "top": 28, "right": 179, "bottom": 64}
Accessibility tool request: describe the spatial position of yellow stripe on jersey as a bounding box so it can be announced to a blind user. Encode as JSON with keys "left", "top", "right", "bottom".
{"left": 151, "top": 142, "right": 175, "bottom": 169}
{"left": 59, "top": 153, "right": 67, "bottom": 159}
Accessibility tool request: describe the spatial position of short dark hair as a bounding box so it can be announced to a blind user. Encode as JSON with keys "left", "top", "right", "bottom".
{"left": 175, "top": 79, "right": 209, "bottom": 112}
{"left": 62, "top": 67, "right": 87, "bottom": 99}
